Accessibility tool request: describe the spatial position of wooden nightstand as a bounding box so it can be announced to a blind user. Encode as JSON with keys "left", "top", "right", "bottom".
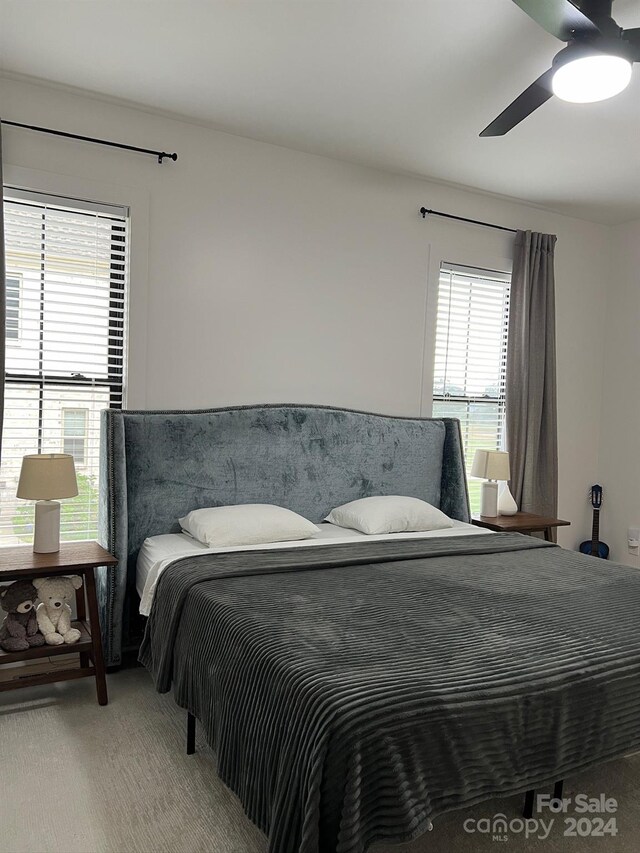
{"left": 471, "top": 512, "right": 570, "bottom": 541}
{"left": 0, "top": 541, "right": 116, "bottom": 705}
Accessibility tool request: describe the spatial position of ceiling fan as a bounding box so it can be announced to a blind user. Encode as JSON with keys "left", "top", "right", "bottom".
{"left": 480, "top": 0, "right": 640, "bottom": 136}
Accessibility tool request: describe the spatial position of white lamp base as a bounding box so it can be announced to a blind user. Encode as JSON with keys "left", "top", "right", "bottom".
{"left": 480, "top": 481, "right": 499, "bottom": 517}
{"left": 33, "top": 500, "right": 61, "bottom": 553}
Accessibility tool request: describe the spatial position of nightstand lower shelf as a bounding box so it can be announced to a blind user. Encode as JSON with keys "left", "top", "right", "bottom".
{"left": 0, "top": 620, "right": 91, "bottom": 665}
{"left": 0, "top": 620, "right": 97, "bottom": 694}
{"left": 0, "top": 664, "right": 97, "bottom": 692}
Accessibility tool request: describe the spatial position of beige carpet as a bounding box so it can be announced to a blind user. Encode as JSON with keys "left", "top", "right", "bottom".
{"left": 1, "top": 667, "right": 639, "bottom": 853}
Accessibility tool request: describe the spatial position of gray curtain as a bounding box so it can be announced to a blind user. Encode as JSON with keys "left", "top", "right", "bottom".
{"left": 0, "top": 122, "right": 4, "bottom": 461}
{"left": 506, "top": 230, "right": 558, "bottom": 518}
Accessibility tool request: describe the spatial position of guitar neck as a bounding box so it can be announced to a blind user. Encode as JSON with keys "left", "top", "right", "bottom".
{"left": 591, "top": 508, "right": 600, "bottom": 555}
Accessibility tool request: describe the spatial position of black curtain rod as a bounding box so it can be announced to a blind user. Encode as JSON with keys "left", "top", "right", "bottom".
{"left": 1, "top": 120, "right": 178, "bottom": 164}
{"left": 420, "top": 207, "right": 517, "bottom": 234}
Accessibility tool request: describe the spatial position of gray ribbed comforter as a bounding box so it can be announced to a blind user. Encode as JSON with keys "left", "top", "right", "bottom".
{"left": 139, "top": 534, "right": 640, "bottom": 853}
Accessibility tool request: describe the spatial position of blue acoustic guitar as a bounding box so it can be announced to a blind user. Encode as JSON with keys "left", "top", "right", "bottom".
{"left": 579, "top": 485, "right": 609, "bottom": 559}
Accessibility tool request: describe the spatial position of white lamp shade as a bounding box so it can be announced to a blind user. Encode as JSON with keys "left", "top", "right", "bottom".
{"left": 17, "top": 454, "right": 78, "bottom": 500}
{"left": 470, "top": 449, "right": 510, "bottom": 481}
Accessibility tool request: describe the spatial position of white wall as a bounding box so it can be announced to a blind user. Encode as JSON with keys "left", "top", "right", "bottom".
{"left": 0, "top": 76, "right": 613, "bottom": 547}
{"left": 598, "top": 221, "right": 640, "bottom": 565}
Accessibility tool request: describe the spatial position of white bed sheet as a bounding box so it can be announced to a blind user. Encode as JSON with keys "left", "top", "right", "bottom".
{"left": 136, "top": 520, "right": 492, "bottom": 616}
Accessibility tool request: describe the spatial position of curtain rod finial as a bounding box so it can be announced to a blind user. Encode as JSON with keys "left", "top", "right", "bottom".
{"left": 420, "top": 207, "right": 429, "bottom": 219}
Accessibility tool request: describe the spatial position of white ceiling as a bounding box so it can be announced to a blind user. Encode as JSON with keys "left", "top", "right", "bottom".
{"left": 2, "top": 0, "right": 640, "bottom": 223}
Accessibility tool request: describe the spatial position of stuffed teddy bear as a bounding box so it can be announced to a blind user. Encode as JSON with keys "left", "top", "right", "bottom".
{"left": 0, "top": 579, "right": 46, "bottom": 652}
{"left": 33, "top": 575, "right": 83, "bottom": 646}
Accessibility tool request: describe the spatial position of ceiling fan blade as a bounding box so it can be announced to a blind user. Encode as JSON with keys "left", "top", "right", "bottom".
{"left": 480, "top": 69, "right": 554, "bottom": 137}
{"left": 512, "top": 0, "right": 601, "bottom": 40}
{"left": 623, "top": 27, "right": 640, "bottom": 61}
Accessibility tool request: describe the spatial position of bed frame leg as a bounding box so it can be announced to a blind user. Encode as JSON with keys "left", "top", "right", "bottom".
{"left": 186, "top": 711, "right": 196, "bottom": 755}
{"left": 523, "top": 781, "right": 563, "bottom": 818}
{"left": 523, "top": 789, "right": 535, "bottom": 819}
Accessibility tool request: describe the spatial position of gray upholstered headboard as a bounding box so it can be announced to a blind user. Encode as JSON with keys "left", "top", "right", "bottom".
{"left": 98, "top": 403, "right": 470, "bottom": 665}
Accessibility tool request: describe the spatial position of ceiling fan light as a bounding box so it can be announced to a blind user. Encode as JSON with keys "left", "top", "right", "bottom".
{"left": 552, "top": 54, "right": 632, "bottom": 103}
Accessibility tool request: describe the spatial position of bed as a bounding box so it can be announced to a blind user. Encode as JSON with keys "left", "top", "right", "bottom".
{"left": 99, "top": 403, "right": 640, "bottom": 853}
{"left": 97, "top": 403, "right": 471, "bottom": 665}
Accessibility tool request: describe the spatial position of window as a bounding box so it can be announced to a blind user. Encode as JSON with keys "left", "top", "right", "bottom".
{"left": 62, "top": 408, "right": 88, "bottom": 466}
{"left": 432, "top": 263, "right": 511, "bottom": 513}
{"left": 5, "top": 274, "right": 21, "bottom": 340}
{"left": 1, "top": 189, "right": 128, "bottom": 545}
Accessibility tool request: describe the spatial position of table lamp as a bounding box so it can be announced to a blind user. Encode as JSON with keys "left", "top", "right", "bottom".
{"left": 17, "top": 454, "right": 78, "bottom": 553}
{"left": 470, "top": 449, "right": 512, "bottom": 518}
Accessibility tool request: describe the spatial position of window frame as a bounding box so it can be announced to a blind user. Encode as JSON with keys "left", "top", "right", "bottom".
{"left": 1, "top": 187, "right": 129, "bottom": 546}
{"left": 3, "top": 189, "right": 128, "bottom": 456}
{"left": 430, "top": 261, "right": 511, "bottom": 511}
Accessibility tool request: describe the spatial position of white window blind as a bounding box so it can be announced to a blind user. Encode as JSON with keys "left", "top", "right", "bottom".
{"left": 5, "top": 275, "right": 20, "bottom": 340}
{"left": 432, "top": 262, "right": 511, "bottom": 513}
{"left": 1, "top": 189, "right": 128, "bottom": 546}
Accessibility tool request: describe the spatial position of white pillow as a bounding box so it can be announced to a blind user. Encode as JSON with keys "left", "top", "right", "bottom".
{"left": 325, "top": 495, "right": 454, "bottom": 535}
{"left": 179, "top": 503, "right": 320, "bottom": 548}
